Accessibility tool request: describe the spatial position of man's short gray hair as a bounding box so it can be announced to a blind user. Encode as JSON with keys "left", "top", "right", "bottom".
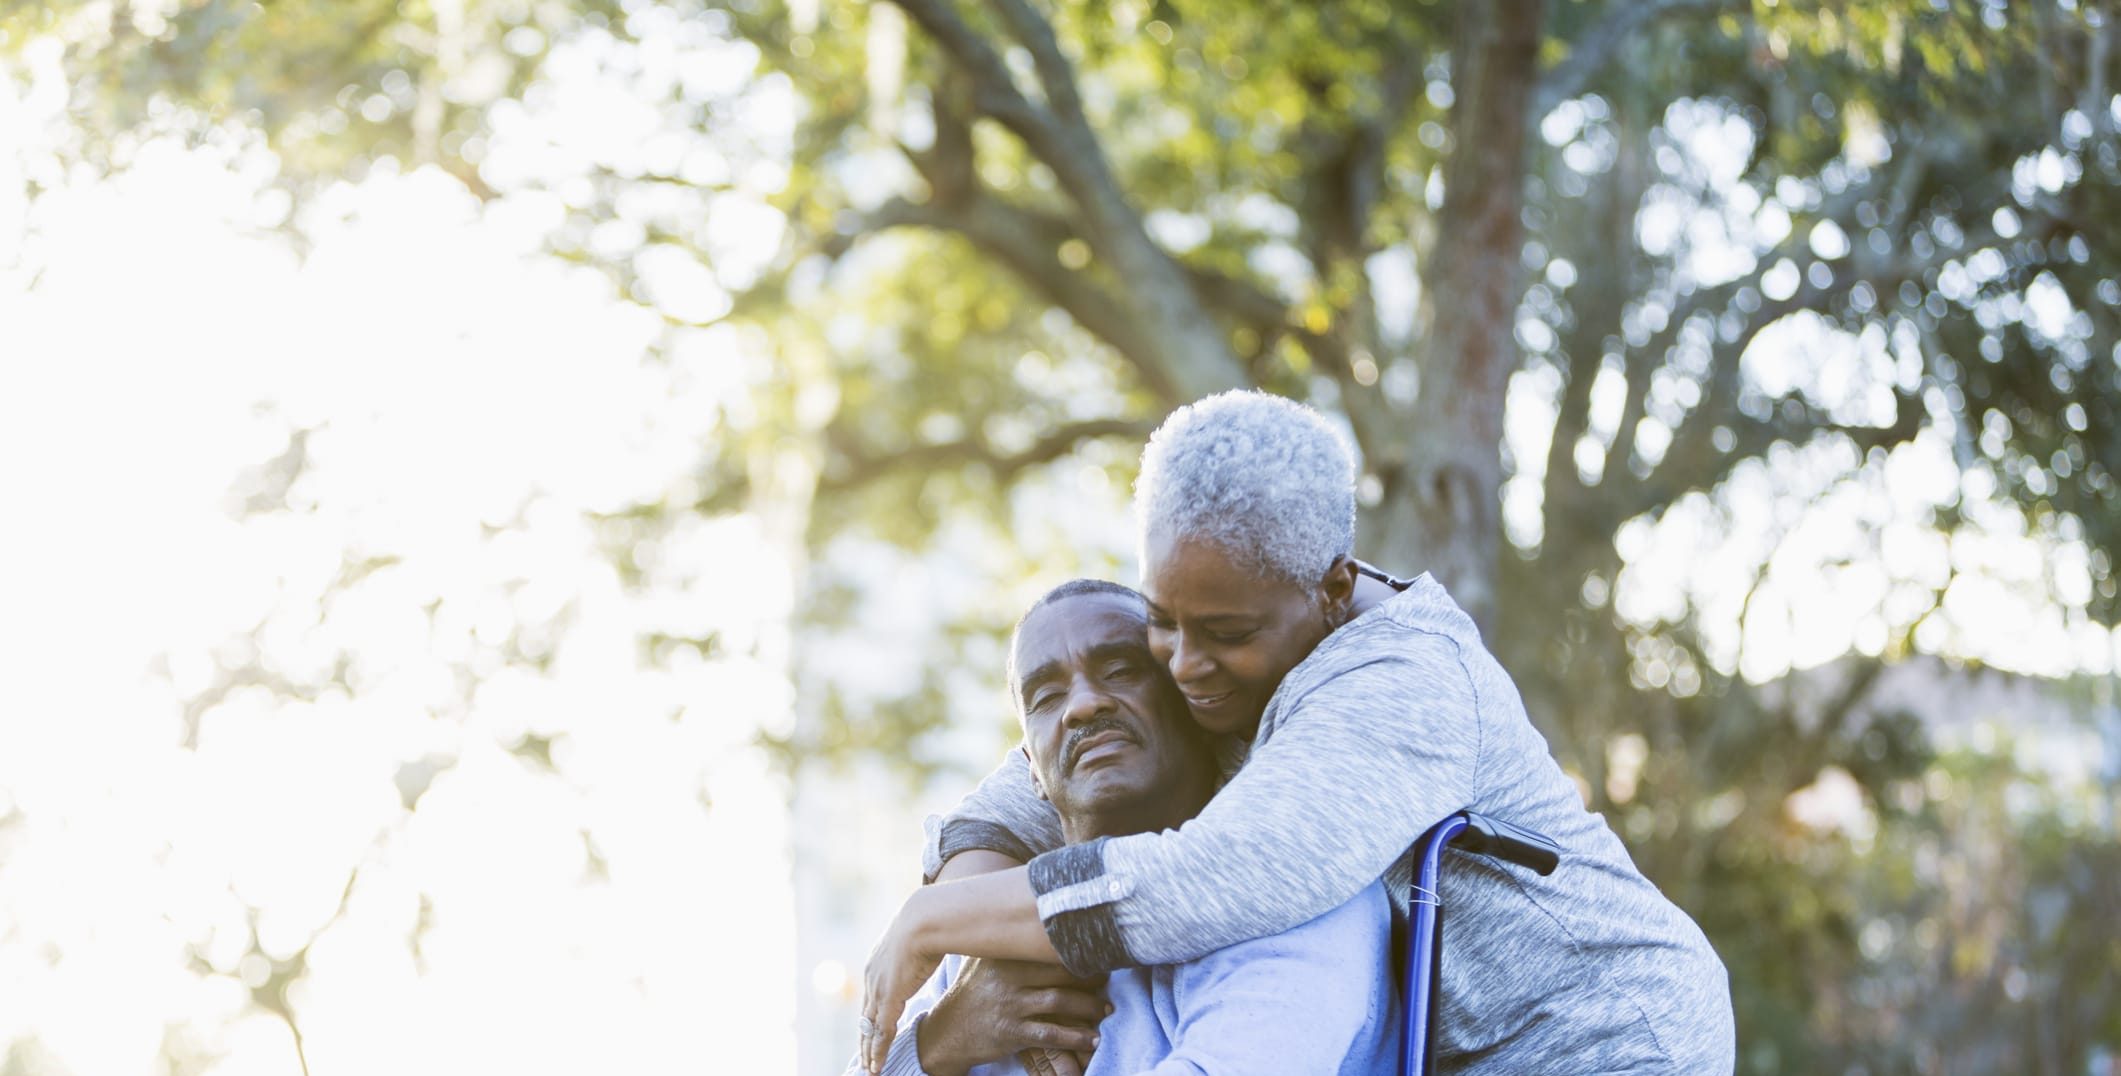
{"left": 1134, "top": 390, "right": 1357, "bottom": 585}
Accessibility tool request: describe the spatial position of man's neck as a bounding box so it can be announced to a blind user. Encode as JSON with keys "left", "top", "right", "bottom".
{"left": 1060, "top": 786, "right": 1213, "bottom": 844}
{"left": 1063, "top": 811, "right": 1177, "bottom": 844}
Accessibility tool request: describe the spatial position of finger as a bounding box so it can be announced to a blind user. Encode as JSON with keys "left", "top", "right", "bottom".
{"left": 1031, "top": 987, "right": 1108, "bottom": 1026}
{"left": 862, "top": 1016, "right": 884, "bottom": 1075}
{"left": 858, "top": 1002, "right": 884, "bottom": 1074}
{"left": 859, "top": 976, "right": 895, "bottom": 1072}
{"left": 1017, "top": 1047, "right": 1085, "bottom": 1076}
{"left": 870, "top": 997, "right": 907, "bottom": 1074}
{"left": 1023, "top": 1020, "right": 1100, "bottom": 1054}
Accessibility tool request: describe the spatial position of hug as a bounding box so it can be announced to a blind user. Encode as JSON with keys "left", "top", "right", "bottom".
{"left": 852, "top": 391, "right": 1736, "bottom": 1075}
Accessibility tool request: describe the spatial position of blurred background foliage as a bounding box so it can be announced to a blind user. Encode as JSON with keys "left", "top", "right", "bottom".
{"left": 8, "top": 0, "right": 2121, "bottom": 1071}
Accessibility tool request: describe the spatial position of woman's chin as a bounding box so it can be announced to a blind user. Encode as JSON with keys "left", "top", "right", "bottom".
{"left": 1187, "top": 699, "right": 1259, "bottom": 737}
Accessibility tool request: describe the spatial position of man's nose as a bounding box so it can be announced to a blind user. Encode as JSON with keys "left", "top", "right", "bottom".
{"left": 1061, "top": 675, "right": 1112, "bottom": 726}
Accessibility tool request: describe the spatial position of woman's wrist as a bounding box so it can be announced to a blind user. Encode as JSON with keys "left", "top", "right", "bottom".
{"left": 899, "top": 866, "right": 1059, "bottom": 966}
{"left": 900, "top": 883, "right": 948, "bottom": 960}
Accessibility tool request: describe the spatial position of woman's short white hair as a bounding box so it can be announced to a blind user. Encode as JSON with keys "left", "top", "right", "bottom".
{"left": 1135, "top": 390, "right": 1357, "bottom": 586}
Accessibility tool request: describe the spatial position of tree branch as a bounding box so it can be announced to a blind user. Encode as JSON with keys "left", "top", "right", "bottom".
{"left": 1547, "top": 115, "right": 1651, "bottom": 523}
{"left": 1533, "top": 0, "right": 1746, "bottom": 118}
{"left": 1543, "top": 332, "right": 1606, "bottom": 516}
{"left": 1794, "top": 657, "right": 1888, "bottom": 783}
{"left": 974, "top": 0, "right": 1151, "bottom": 245}
{"left": 910, "top": 73, "right": 979, "bottom": 207}
{"left": 829, "top": 194, "right": 1175, "bottom": 398}
{"left": 1287, "top": 45, "right": 1426, "bottom": 455}
{"left": 1172, "top": 255, "right": 1399, "bottom": 448}
{"left": 818, "top": 417, "right": 1155, "bottom": 494}
{"left": 1298, "top": 45, "right": 1426, "bottom": 269}
{"left": 887, "top": 0, "right": 1248, "bottom": 399}
{"left": 1603, "top": 344, "right": 1657, "bottom": 480}
{"left": 2085, "top": 12, "right": 2114, "bottom": 140}
{"left": 890, "top": 0, "right": 1124, "bottom": 230}
{"left": 1583, "top": 149, "right": 2047, "bottom": 526}
{"left": 592, "top": 166, "right": 735, "bottom": 194}
{"left": 888, "top": 0, "right": 1054, "bottom": 145}
{"left": 1614, "top": 288, "right": 1926, "bottom": 528}
{"left": 1182, "top": 261, "right": 1290, "bottom": 331}
{"left": 985, "top": 0, "right": 1091, "bottom": 129}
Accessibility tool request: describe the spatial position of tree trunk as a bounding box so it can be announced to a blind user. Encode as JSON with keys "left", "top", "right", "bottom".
{"left": 1367, "top": 0, "right": 1543, "bottom": 634}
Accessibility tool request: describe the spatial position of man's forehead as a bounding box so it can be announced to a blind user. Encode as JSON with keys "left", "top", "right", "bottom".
{"left": 1015, "top": 592, "right": 1150, "bottom": 665}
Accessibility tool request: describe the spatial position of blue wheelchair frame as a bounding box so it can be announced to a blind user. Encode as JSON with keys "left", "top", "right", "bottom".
{"left": 1400, "top": 812, "right": 1562, "bottom": 1076}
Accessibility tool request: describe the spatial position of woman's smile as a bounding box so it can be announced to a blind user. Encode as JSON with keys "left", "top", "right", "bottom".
{"left": 1181, "top": 689, "right": 1235, "bottom": 713}
{"left": 1142, "top": 532, "right": 1353, "bottom": 739}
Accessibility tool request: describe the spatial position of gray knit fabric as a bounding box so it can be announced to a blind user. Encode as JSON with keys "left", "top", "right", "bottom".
{"left": 926, "top": 575, "right": 1735, "bottom": 1074}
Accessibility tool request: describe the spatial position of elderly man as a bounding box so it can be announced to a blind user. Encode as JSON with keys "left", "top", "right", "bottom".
{"left": 856, "top": 579, "right": 1400, "bottom": 1076}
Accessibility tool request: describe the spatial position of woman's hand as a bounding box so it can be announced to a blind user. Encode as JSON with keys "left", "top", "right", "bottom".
{"left": 859, "top": 898, "right": 940, "bottom": 1074}
{"left": 859, "top": 867, "right": 1062, "bottom": 1074}
{"left": 914, "top": 958, "right": 1106, "bottom": 1076}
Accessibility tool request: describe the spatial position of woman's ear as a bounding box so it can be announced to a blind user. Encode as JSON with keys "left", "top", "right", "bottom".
{"left": 1320, "top": 554, "right": 1358, "bottom": 627}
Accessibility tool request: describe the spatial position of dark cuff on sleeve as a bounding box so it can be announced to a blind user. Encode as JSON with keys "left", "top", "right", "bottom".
{"left": 1027, "top": 838, "right": 1131, "bottom": 977}
{"left": 924, "top": 820, "right": 1039, "bottom": 884}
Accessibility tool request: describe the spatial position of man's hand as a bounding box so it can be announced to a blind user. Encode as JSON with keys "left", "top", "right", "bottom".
{"left": 1017, "top": 1046, "right": 1089, "bottom": 1076}
{"left": 913, "top": 958, "right": 1107, "bottom": 1076}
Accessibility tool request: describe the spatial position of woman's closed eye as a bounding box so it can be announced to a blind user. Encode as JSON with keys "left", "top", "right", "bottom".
{"left": 1206, "top": 627, "right": 1257, "bottom": 644}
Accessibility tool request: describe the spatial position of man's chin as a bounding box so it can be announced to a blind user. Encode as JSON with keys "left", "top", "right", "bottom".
{"left": 1064, "top": 766, "right": 1154, "bottom": 807}
{"left": 1072, "top": 737, "right": 1140, "bottom": 771}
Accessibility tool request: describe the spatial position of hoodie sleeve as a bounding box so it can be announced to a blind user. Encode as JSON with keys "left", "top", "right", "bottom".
{"left": 923, "top": 745, "right": 1067, "bottom": 883}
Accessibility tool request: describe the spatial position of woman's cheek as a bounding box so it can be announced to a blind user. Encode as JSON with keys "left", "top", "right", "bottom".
{"left": 1146, "top": 628, "right": 1175, "bottom": 667}
{"left": 1220, "top": 647, "right": 1261, "bottom": 690}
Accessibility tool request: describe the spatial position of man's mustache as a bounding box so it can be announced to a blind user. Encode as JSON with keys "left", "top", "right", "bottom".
{"left": 1063, "top": 717, "right": 1136, "bottom": 773}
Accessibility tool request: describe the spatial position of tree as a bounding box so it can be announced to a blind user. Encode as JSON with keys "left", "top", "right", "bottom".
{"left": 12, "top": 0, "right": 2121, "bottom": 1070}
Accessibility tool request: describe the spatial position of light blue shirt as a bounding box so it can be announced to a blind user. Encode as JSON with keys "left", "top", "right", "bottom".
{"left": 863, "top": 881, "right": 1399, "bottom": 1076}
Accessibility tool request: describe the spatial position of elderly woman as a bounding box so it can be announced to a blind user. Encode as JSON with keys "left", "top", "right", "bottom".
{"left": 861, "top": 391, "right": 1734, "bottom": 1074}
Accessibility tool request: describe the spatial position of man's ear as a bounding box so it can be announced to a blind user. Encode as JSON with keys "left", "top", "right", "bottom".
{"left": 1320, "top": 554, "right": 1358, "bottom": 626}
{"left": 1030, "top": 765, "right": 1050, "bottom": 803}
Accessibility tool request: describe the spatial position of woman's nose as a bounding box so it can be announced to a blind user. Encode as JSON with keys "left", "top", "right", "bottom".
{"left": 1167, "top": 631, "right": 1213, "bottom": 686}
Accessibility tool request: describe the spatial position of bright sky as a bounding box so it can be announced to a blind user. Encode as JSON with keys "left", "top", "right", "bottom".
{"left": 2, "top": 23, "right": 2115, "bottom": 1076}
{"left": 0, "top": 43, "right": 801, "bottom": 1074}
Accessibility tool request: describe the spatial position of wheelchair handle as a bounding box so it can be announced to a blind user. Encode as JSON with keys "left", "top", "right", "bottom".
{"left": 1455, "top": 811, "right": 1562, "bottom": 876}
